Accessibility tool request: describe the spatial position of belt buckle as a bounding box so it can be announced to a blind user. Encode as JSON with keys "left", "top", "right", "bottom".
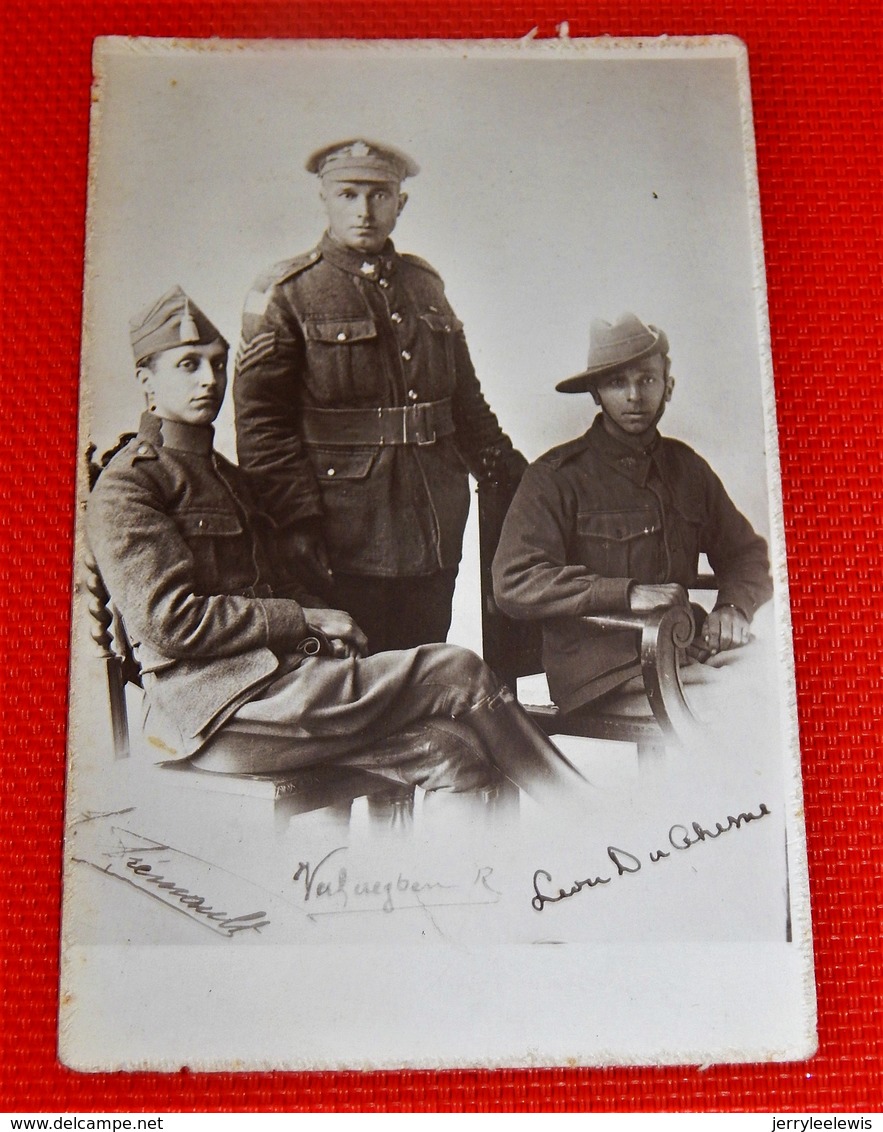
{"left": 408, "top": 402, "right": 437, "bottom": 446}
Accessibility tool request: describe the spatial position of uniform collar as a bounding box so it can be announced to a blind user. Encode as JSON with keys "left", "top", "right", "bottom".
{"left": 585, "top": 414, "right": 662, "bottom": 483}
{"left": 320, "top": 231, "right": 398, "bottom": 279}
{"left": 139, "top": 411, "right": 214, "bottom": 455}
{"left": 588, "top": 413, "right": 660, "bottom": 457}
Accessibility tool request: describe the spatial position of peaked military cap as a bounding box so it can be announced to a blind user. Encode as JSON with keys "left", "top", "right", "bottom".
{"left": 306, "top": 138, "right": 420, "bottom": 183}
{"left": 556, "top": 313, "right": 670, "bottom": 393}
{"left": 129, "top": 285, "right": 229, "bottom": 366}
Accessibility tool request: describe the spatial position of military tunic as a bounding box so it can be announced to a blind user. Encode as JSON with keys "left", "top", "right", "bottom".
{"left": 87, "top": 413, "right": 311, "bottom": 749}
{"left": 87, "top": 413, "right": 555, "bottom": 798}
{"left": 234, "top": 234, "right": 523, "bottom": 644}
{"left": 492, "top": 415, "right": 774, "bottom": 713}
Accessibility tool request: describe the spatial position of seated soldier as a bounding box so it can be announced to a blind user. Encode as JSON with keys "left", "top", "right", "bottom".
{"left": 492, "top": 312, "right": 773, "bottom": 716}
{"left": 87, "top": 286, "right": 583, "bottom": 804}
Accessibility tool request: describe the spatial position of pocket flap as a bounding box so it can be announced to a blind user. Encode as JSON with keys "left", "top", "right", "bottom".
{"left": 177, "top": 512, "right": 244, "bottom": 538}
{"left": 577, "top": 508, "right": 660, "bottom": 542}
{"left": 305, "top": 317, "right": 377, "bottom": 344}
{"left": 307, "top": 445, "right": 377, "bottom": 481}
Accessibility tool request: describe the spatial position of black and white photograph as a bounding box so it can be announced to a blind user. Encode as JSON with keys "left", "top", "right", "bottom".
{"left": 60, "top": 35, "right": 814, "bottom": 1071}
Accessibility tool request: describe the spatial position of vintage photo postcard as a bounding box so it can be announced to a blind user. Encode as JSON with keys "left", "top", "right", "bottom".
{"left": 60, "top": 35, "right": 815, "bottom": 1070}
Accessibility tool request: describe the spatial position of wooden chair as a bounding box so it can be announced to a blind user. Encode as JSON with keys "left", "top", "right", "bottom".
{"left": 82, "top": 547, "right": 415, "bottom": 833}
{"left": 476, "top": 478, "right": 714, "bottom": 757}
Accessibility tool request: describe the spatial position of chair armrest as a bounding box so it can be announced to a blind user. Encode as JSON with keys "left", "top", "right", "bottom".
{"left": 582, "top": 604, "right": 699, "bottom": 742}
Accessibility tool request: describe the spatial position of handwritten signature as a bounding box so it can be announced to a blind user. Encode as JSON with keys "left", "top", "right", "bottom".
{"left": 293, "top": 847, "right": 500, "bottom": 914}
{"left": 531, "top": 802, "right": 771, "bottom": 912}
{"left": 125, "top": 854, "right": 271, "bottom": 936}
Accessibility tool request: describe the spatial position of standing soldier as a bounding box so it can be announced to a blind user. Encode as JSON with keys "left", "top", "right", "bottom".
{"left": 234, "top": 139, "right": 526, "bottom": 652}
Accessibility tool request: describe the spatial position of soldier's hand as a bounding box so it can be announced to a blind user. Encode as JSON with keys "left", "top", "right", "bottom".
{"left": 303, "top": 608, "right": 368, "bottom": 658}
{"left": 282, "top": 523, "right": 333, "bottom": 593}
{"left": 628, "top": 583, "right": 689, "bottom": 611}
{"left": 700, "top": 606, "right": 750, "bottom": 655}
{"left": 478, "top": 445, "right": 528, "bottom": 486}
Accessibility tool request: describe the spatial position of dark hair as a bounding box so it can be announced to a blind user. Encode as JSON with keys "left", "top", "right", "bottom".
{"left": 136, "top": 352, "right": 162, "bottom": 372}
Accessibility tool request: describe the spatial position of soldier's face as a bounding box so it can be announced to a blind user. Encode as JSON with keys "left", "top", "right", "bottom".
{"left": 138, "top": 340, "right": 228, "bottom": 426}
{"left": 321, "top": 178, "right": 406, "bottom": 254}
{"left": 592, "top": 354, "right": 673, "bottom": 437}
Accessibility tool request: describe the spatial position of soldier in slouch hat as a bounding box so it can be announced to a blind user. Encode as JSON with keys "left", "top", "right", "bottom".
{"left": 234, "top": 139, "right": 527, "bottom": 653}
{"left": 493, "top": 313, "right": 773, "bottom": 715}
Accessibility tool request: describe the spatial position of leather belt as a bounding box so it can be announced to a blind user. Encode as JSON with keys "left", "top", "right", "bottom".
{"left": 301, "top": 399, "right": 454, "bottom": 447}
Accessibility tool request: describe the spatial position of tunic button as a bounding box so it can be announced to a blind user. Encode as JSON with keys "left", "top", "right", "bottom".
{"left": 407, "top": 389, "right": 418, "bottom": 401}
{"left": 401, "top": 350, "right": 412, "bottom": 361}
{"left": 137, "top": 445, "right": 149, "bottom": 455}
{"left": 336, "top": 331, "right": 347, "bottom": 341}
{"left": 379, "top": 278, "right": 389, "bottom": 288}
{"left": 326, "top": 467, "right": 336, "bottom": 477}
{"left": 391, "top": 312, "right": 403, "bottom": 324}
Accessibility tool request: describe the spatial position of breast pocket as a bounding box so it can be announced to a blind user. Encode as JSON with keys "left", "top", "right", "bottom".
{"left": 575, "top": 508, "right": 662, "bottom": 578}
{"left": 303, "top": 316, "right": 379, "bottom": 401}
{"left": 175, "top": 511, "right": 247, "bottom": 592}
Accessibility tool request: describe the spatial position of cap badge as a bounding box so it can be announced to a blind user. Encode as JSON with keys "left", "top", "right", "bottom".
{"left": 349, "top": 141, "right": 371, "bottom": 157}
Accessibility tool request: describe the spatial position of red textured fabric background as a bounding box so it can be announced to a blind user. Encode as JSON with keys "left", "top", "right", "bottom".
{"left": 2, "top": 0, "right": 881, "bottom": 1114}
